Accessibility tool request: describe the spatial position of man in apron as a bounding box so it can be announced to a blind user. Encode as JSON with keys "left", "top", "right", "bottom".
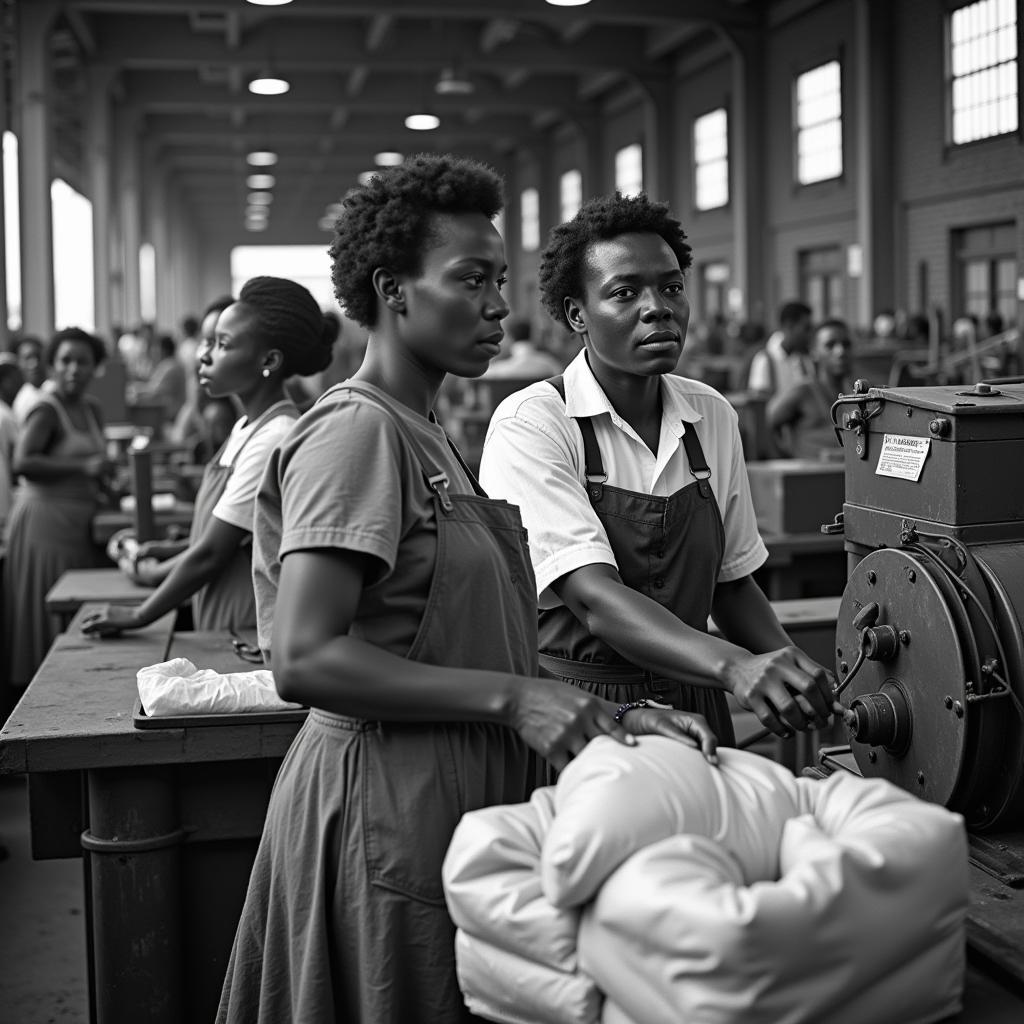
{"left": 480, "top": 192, "right": 838, "bottom": 750}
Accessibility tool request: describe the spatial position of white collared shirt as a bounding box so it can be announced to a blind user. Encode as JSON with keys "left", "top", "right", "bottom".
{"left": 479, "top": 350, "right": 768, "bottom": 607}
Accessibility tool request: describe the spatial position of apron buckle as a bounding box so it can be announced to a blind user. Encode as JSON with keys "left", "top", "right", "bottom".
{"left": 586, "top": 472, "right": 606, "bottom": 502}
{"left": 428, "top": 472, "right": 454, "bottom": 513}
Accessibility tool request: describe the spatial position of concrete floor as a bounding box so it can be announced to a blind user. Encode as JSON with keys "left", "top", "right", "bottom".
{"left": 0, "top": 776, "right": 88, "bottom": 1024}
{"left": 2, "top": 768, "right": 1024, "bottom": 1024}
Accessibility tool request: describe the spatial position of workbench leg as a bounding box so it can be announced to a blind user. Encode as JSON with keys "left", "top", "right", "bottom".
{"left": 82, "top": 768, "right": 184, "bottom": 1024}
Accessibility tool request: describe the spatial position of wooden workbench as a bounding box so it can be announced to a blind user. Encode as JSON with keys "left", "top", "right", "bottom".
{"left": 0, "top": 605, "right": 305, "bottom": 1024}
{"left": 45, "top": 567, "right": 156, "bottom": 633}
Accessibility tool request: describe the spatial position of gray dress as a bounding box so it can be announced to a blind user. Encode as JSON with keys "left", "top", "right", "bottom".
{"left": 216, "top": 383, "right": 539, "bottom": 1023}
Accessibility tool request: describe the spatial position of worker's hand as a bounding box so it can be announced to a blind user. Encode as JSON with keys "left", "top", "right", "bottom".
{"left": 725, "top": 646, "right": 836, "bottom": 737}
{"left": 80, "top": 605, "right": 141, "bottom": 638}
{"left": 507, "top": 678, "right": 637, "bottom": 772}
{"left": 618, "top": 703, "right": 719, "bottom": 765}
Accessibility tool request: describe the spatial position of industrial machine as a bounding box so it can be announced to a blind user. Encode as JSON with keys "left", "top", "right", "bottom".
{"left": 821, "top": 378, "right": 1024, "bottom": 985}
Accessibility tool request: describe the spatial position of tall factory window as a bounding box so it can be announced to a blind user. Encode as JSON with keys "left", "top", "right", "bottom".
{"left": 949, "top": 0, "right": 1018, "bottom": 144}
{"left": 954, "top": 223, "right": 1017, "bottom": 327}
{"left": 51, "top": 179, "right": 94, "bottom": 332}
{"left": 3, "top": 131, "right": 20, "bottom": 330}
{"left": 614, "top": 144, "right": 643, "bottom": 197}
{"left": 520, "top": 188, "right": 540, "bottom": 252}
{"left": 799, "top": 245, "right": 844, "bottom": 322}
{"left": 795, "top": 60, "right": 843, "bottom": 185}
{"left": 694, "top": 108, "right": 729, "bottom": 210}
{"left": 560, "top": 169, "right": 582, "bottom": 223}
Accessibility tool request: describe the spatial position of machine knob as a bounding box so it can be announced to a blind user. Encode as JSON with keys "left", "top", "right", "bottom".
{"left": 853, "top": 378, "right": 870, "bottom": 395}
{"left": 852, "top": 601, "right": 880, "bottom": 630}
{"left": 847, "top": 683, "right": 912, "bottom": 756}
{"left": 928, "top": 417, "right": 951, "bottom": 437}
{"left": 862, "top": 625, "right": 899, "bottom": 661}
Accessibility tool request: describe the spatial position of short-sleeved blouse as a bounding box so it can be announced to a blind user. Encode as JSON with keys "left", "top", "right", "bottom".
{"left": 252, "top": 383, "right": 476, "bottom": 654}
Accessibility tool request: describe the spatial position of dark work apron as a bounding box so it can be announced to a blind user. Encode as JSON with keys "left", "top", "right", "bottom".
{"left": 537, "top": 375, "right": 735, "bottom": 745}
{"left": 216, "top": 381, "right": 538, "bottom": 1024}
{"left": 189, "top": 400, "right": 297, "bottom": 631}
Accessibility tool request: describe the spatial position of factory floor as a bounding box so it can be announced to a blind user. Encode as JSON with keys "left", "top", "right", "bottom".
{"left": 2, "top": 771, "right": 1024, "bottom": 1024}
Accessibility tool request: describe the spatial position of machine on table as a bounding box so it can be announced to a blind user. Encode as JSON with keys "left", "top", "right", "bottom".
{"left": 821, "top": 377, "right": 1024, "bottom": 988}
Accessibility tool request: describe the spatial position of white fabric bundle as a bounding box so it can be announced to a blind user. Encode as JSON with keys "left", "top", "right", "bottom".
{"left": 444, "top": 737, "right": 968, "bottom": 1024}
{"left": 137, "top": 657, "right": 302, "bottom": 716}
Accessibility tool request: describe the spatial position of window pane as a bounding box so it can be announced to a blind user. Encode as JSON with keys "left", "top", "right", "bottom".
{"left": 521, "top": 187, "right": 540, "bottom": 252}
{"left": 52, "top": 178, "right": 95, "bottom": 331}
{"left": 949, "top": 0, "right": 1018, "bottom": 144}
{"left": 559, "top": 169, "right": 582, "bottom": 223}
{"left": 693, "top": 109, "right": 728, "bottom": 210}
{"left": 3, "top": 131, "right": 20, "bottom": 330}
{"left": 614, "top": 144, "right": 643, "bottom": 197}
{"left": 796, "top": 60, "right": 842, "bottom": 184}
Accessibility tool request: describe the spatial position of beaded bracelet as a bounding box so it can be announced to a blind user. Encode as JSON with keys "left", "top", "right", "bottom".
{"left": 613, "top": 698, "right": 652, "bottom": 723}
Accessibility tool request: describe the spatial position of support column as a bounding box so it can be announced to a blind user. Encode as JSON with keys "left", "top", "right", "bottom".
{"left": 17, "top": 1, "right": 59, "bottom": 337}
{"left": 114, "top": 105, "right": 143, "bottom": 330}
{"left": 724, "top": 27, "right": 767, "bottom": 325}
{"left": 86, "top": 65, "right": 115, "bottom": 342}
{"left": 855, "top": 0, "right": 896, "bottom": 327}
{"left": 637, "top": 74, "right": 674, "bottom": 204}
{"left": 572, "top": 108, "right": 607, "bottom": 200}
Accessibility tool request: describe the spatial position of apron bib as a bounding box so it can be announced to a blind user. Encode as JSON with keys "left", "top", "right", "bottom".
{"left": 537, "top": 375, "right": 734, "bottom": 743}
{"left": 189, "top": 400, "right": 297, "bottom": 631}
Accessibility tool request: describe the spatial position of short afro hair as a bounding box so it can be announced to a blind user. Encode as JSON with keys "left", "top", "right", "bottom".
{"left": 46, "top": 327, "right": 107, "bottom": 367}
{"left": 538, "top": 192, "right": 692, "bottom": 330}
{"left": 328, "top": 153, "right": 504, "bottom": 327}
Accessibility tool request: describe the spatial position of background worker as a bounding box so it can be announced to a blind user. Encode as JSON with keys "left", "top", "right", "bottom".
{"left": 81, "top": 276, "right": 333, "bottom": 636}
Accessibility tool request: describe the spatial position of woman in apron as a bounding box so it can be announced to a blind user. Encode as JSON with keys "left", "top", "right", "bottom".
{"left": 215, "top": 154, "right": 717, "bottom": 1024}
{"left": 4, "top": 328, "right": 112, "bottom": 694}
{"left": 479, "top": 192, "right": 839, "bottom": 750}
{"left": 80, "top": 276, "right": 334, "bottom": 637}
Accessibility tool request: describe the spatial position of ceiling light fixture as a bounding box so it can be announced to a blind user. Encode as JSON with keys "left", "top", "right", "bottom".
{"left": 317, "top": 216, "right": 336, "bottom": 232}
{"left": 405, "top": 112, "right": 440, "bottom": 131}
{"left": 374, "top": 151, "right": 404, "bottom": 166}
{"left": 246, "top": 0, "right": 294, "bottom": 7}
{"left": 248, "top": 74, "right": 290, "bottom": 96}
{"left": 246, "top": 173, "right": 275, "bottom": 189}
{"left": 357, "top": 171, "right": 378, "bottom": 186}
{"left": 247, "top": 192, "right": 273, "bottom": 205}
{"left": 544, "top": 0, "right": 592, "bottom": 6}
{"left": 245, "top": 221, "right": 268, "bottom": 231}
{"left": 246, "top": 151, "right": 278, "bottom": 167}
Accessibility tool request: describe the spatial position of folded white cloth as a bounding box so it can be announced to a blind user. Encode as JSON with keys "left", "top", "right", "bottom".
{"left": 444, "top": 738, "right": 968, "bottom": 1024}
{"left": 137, "top": 657, "right": 302, "bottom": 716}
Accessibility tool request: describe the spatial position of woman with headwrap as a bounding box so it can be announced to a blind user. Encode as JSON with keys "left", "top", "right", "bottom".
{"left": 81, "top": 276, "right": 334, "bottom": 636}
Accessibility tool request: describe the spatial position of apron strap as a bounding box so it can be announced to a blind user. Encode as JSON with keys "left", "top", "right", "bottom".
{"left": 331, "top": 381, "right": 456, "bottom": 513}
{"left": 681, "top": 423, "right": 713, "bottom": 499}
{"left": 546, "top": 375, "right": 607, "bottom": 502}
{"left": 445, "top": 436, "right": 488, "bottom": 498}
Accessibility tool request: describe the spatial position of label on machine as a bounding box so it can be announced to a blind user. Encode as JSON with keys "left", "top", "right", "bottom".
{"left": 875, "top": 434, "right": 931, "bottom": 482}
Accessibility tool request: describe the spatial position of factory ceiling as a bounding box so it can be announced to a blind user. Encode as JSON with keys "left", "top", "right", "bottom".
{"left": 22, "top": 0, "right": 764, "bottom": 242}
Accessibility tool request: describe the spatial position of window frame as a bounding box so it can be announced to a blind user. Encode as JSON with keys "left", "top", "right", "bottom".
{"left": 693, "top": 107, "right": 730, "bottom": 212}
{"left": 944, "top": 0, "right": 1021, "bottom": 149}
{"left": 792, "top": 57, "right": 845, "bottom": 188}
